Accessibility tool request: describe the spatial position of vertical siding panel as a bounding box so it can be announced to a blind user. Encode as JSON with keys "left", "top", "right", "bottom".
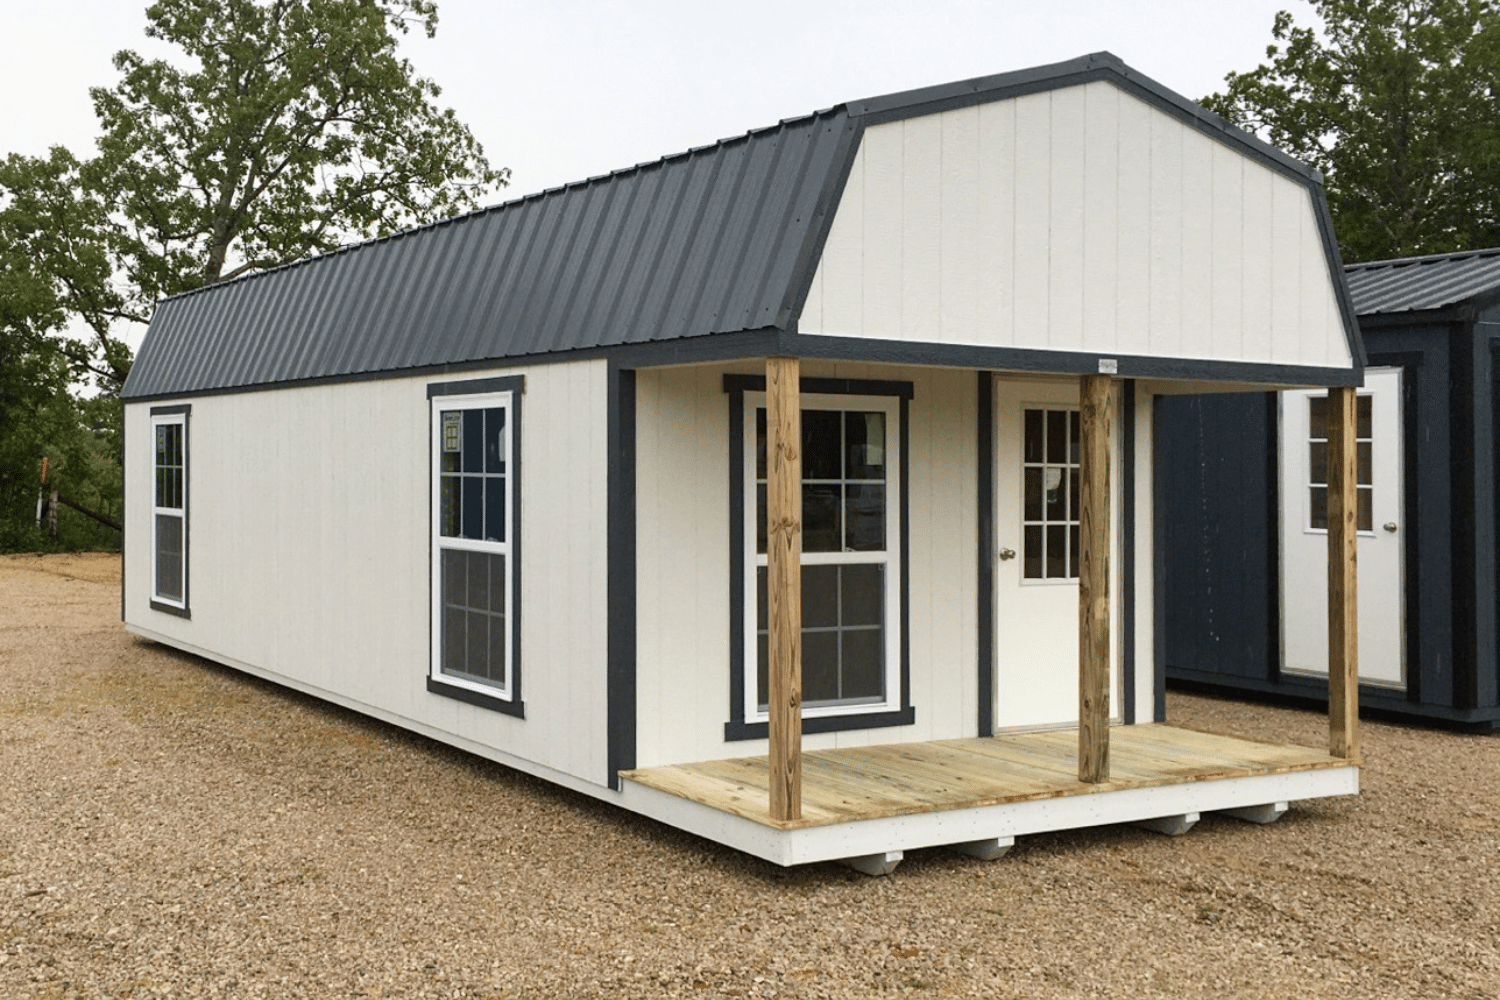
{"left": 1048, "top": 86, "right": 1087, "bottom": 350}
{"left": 1083, "top": 82, "right": 1122, "bottom": 354}
{"left": 1113, "top": 90, "right": 1152, "bottom": 356}
{"left": 977, "top": 99, "right": 1017, "bottom": 347}
{"left": 862, "top": 124, "right": 905, "bottom": 339}
{"left": 1270, "top": 180, "right": 1306, "bottom": 364}
{"left": 902, "top": 115, "right": 943, "bottom": 342}
{"left": 1300, "top": 209, "right": 1336, "bottom": 366}
{"left": 940, "top": 107, "right": 981, "bottom": 345}
{"left": 1241, "top": 162, "right": 1276, "bottom": 362}
{"left": 817, "top": 142, "right": 866, "bottom": 336}
{"left": 1210, "top": 143, "right": 1246, "bottom": 360}
{"left": 1148, "top": 112, "right": 1185, "bottom": 358}
{"left": 1179, "top": 129, "right": 1215, "bottom": 360}
{"left": 1013, "top": 92, "right": 1052, "bottom": 345}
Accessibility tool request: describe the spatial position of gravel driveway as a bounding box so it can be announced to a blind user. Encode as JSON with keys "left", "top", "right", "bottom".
{"left": 3, "top": 552, "right": 1498, "bottom": 999}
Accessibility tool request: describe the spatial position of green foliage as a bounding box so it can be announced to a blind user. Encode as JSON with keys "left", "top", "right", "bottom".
{"left": 90, "top": 0, "right": 508, "bottom": 301}
{"left": 0, "top": 0, "right": 506, "bottom": 551}
{"left": 1203, "top": 0, "right": 1500, "bottom": 262}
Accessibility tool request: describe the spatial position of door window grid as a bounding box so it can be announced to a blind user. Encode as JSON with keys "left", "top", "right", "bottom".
{"left": 1307, "top": 395, "right": 1373, "bottom": 532}
{"left": 746, "top": 399, "right": 899, "bottom": 719}
{"left": 1021, "top": 407, "right": 1080, "bottom": 580}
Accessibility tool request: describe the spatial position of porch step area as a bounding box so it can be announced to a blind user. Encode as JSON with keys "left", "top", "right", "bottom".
{"left": 616, "top": 724, "right": 1358, "bottom": 873}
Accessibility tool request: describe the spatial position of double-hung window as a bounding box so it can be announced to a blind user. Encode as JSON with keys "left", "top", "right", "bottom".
{"left": 428, "top": 378, "right": 523, "bottom": 716}
{"left": 726, "top": 377, "right": 913, "bottom": 738}
{"left": 150, "top": 406, "right": 190, "bottom": 616}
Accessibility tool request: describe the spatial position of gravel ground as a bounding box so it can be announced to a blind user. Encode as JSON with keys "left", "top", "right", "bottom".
{"left": 2, "top": 552, "right": 1498, "bottom": 999}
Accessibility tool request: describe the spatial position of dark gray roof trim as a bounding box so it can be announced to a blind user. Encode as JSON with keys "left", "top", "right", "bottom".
{"left": 124, "top": 53, "right": 1359, "bottom": 400}
{"left": 1346, "top": 247, "right": 1500, "bottom": 316}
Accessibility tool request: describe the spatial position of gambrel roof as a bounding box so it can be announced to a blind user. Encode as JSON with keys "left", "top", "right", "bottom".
{"left": 123, "top": 52, "right": 1360, "bottom": 400}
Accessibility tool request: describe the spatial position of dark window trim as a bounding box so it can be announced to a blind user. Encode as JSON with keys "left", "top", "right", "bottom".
{"left": 606, "top": 364, "right": 637, "bottom": 789}
{"left": 149, "top": 404, "right": 191, "bottom": 618}
{"left": 976, "top": 372, "right": 994, "bottom": 736}
{"left": 723, "top": 373, "right": 915, "bottom": 741}
{"left": 427, "top": 374, "right": 525, "bottom": 715}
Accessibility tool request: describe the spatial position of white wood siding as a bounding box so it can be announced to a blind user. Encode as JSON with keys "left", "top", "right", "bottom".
{"left": 799, "top": 81, "right": 1351, "bottom": 370}
{"left": 633, "top": 362, "right": 979, "bottom": 769}
{"left": 124, "top": 359, "right": 611, "bottom": 787}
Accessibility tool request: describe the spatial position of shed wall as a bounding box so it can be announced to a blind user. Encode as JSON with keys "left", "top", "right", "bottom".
{"left": 799, "top": 81, "right": 1349, "bottom": 371}
{"left": 124, "top": 359, "right": 613, "bottom": 785}
{"left": 633, "top": 361, "right": 980, "bottom": 769}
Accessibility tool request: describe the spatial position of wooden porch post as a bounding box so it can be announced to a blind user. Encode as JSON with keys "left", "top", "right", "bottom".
{"left": 1078, "top": 374, "right": 1113, "bottom": 783}
{"left": 1327, "top": 385, "right": 1360, "bottom": 759}
{"left": 766, "top": 356, "right": 803, "bottom": 821}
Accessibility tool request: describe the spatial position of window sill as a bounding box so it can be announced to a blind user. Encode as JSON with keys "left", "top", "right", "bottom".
{"left": 427, "top": 676, "right": 525, "bottom": 718}
{"left": 150, "top": 600, "right": 191, "bottom": 619}
{"left": 724, "top": 705, "right": 914, "bottom": 742}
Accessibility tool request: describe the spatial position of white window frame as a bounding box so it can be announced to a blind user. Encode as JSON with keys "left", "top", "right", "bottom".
{"left": 429, "top": 390, "right": 517, "bottom": 702}
{"left": 150, "top": 410, "right": 188, "bottom": 611}
{"left": 740, "top": 391, "right": 902, "bottom": 724}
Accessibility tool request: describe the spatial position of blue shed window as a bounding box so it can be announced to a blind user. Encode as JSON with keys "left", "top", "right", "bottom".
{"left": 430, "top": 389, "right": 519, "bottom": 710}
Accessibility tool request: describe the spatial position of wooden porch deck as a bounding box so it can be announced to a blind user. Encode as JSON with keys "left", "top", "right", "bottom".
{"left": 620, "top": 724, "right": 1350, "bottom": 831}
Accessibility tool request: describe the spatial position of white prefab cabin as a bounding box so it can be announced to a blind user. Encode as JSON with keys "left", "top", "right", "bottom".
{"left": 123, "top": 54, "right": 1366, "bottom": 875}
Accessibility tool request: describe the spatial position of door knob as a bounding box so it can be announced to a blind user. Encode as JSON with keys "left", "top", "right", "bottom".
{"left": 998, "top": 547, "right": 1017, "bottom": 561}
{"left": 1383, "top": 522, "right": 1398, "bottom": 533}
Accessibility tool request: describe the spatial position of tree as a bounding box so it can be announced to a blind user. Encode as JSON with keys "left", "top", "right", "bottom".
{"left": 0, "top": 0, "right": 506, "bottom": 549}
{"left": 1203, "top": 0, "right": 1500, "bottom": 262}
{"left": 86, "top": 0, "right": 508, "bottom": 374}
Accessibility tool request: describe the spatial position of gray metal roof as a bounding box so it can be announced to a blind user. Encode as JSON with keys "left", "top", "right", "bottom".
{"left": 1346, "top": 247, "right": 1500, "bottom": 316}
{"left": 124, "top": 52, "right": 1349, "bottom": 400}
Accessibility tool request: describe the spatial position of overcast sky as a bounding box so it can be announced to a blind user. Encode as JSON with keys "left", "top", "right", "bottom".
{"left": 6, "top": 0, "right": 1316, "bottom": 200}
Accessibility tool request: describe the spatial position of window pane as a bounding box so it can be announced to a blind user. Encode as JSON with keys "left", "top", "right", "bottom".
{"left": 440, "top": 411, "right": 462, "bottom": 472}
{"left": 156, "top": 425, "right": 168, "bottom": 467}
{"left": 1309, "top": 486, "right": 1327, "bottom": 530}
{"left": 1309, "top": 442, "right": 1327, "bottom": 486}
{"left": 465, "top": 610, "right": 490, "bottom": 680}
{"left": 1024, "top": 409, "right": 1043, "bottom": 464}
{"left": 756, "top": 566, "right": 767, "bottom": 630}
{"left": 468, "top": 546, "right": 490, "bottom": 611}
{"left": 156, "top": 467, "right": 167, "bottom": 508}
{"left": 485, "top": 407, "right": 507, "bottom": 474}
{"left": 1357, "top": 442, "right": 1372, "bottom": 486}
{"left": 1068, "top": 464, "right": 1079, "bottom": 521}
{"left": 155, "top": 513, "right": 183, "bottom": 601}
{"left": 1046, "top": 524, "right": 1067, "bottom": 579}
{"left": 756, "top": 633, "right": 769, "bottom": 708}
{"left": 802, "top": 484, "right": 841, "bottom": 553}
{"left": 170, "top": 467, "right": 183, "bottom": 509}
{"left": 802, "top": 631, "right": 840, "bottom": 704}
{"left": 1356, "top": 395, "right": 1372, "bottom": 439}
{"left": 1068, "top": 410, "right": 1080, "bottom": 464}
{"left": 1024, "top": 467, "right": 1042, "bottom": 522}
{"left": 440, "top": 475, "right": 460, "bottom": 537}
{"left": 461, "top": 476, "right": 483, "bottom": 540}
{"left": 1069, "top": 524, "right": 1080, "bottom": 579}
{"left": 1044, "top": 467, "right": 1066, "bottom": 521}
{"left": 755, "top": 408, "right": 767, "bottom": 481}
{"left": 487, "top": 606, "right": 507, "bottom": 683}
{"left": 840, "top": 565, "right": 883, "bottom": 627}
{"left": 755, "top": 484, "right": 767, "bottom": 556}
{"left": 840, "top": 628, "right": 883, "bottom": 701}
{"left": 443, "top": 595, "right": 466, "bottom": 674}
{"left": 462, "top": 409, "right": 484, "bottom": 474}
{"left": 1047, "top": 410, "right": 1067, "bottom": 464}
{"left": 1358, "top": 487, "right": 1373, "bottom": 532}
{"left": 1308, "top": 397, "right": 1327, "bottom": 440}
{"left": 846, "top": 412, "right": 886, "bottom": 480}
{"left": 803, "top": 564, "right": 838, "bottom": 628}
{"left": 844, "top": 483, "right": 885, "bottom": 552}
{"left": 484, "top": 477, "right": 506, "bottom": 544}
{"left": 802, "top": 410, "right": 842, "bottom": 480}
{"left": 1024, "top": 525, "right": 1042, "bottom": 579}
{"left": 443, "top": 548, "right": 467, "bottom": 609}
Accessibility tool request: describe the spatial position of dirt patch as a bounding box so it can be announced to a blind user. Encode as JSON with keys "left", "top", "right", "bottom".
{"left": 1, "top": 555, "right": 1497, "bottom": 999}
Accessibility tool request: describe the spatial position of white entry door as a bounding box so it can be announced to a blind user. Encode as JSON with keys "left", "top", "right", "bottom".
{"left": 1280, "top": 368, "right": 1404, "bottom": 687}
{"left": 993, "top": 377, "right": 1120, "bottom": 730}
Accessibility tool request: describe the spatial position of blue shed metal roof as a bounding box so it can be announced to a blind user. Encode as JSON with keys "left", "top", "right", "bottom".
{"left": 123, "top": 52, "right": 1346, "bottom": 400}
{"left": 1345, "top": 247, "right": 1500, "bottom": 316}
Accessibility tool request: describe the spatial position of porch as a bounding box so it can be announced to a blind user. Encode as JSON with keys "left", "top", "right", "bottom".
{"left": 617, "top": 724, "right": 1359, "bottom": 873}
